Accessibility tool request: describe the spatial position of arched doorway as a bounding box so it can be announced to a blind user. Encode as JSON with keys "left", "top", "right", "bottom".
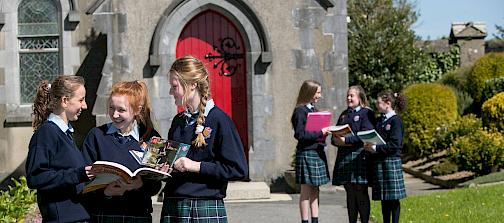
{"left": 176, "top": 10, "right": 249, "bottom": 160}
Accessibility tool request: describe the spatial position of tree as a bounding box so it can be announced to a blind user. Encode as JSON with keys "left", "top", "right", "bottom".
{"left": 347, "top": 0, "right": 426, "bottom": 98}
{"left": 495, "top": 24, "right": 504, "bottom": 39}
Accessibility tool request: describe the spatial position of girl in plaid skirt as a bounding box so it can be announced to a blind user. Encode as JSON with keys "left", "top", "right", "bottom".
{"left": 291, "top": 80, "right": 331, "bottom": 223}
{"left": 162, "top": 56, "right": 248, "bottom": 223}
{"left": 364, "top": 91, "right": 407, "bottom": 223}
{"left": 332, "top": 85, "right": 376, "bottom": 223}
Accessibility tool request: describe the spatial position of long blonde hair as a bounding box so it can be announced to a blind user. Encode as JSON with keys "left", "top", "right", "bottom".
{"left": 295, "top": 80, "right": 321, "bottom": 108}
{"left": 109, "top": 80, "right": 155, "bottom": 141}
{"left": 170, "top": 55, "right": 211, "bottom": 147}
{"left": 32, "top": 76, "right": 85, "bottom": 130}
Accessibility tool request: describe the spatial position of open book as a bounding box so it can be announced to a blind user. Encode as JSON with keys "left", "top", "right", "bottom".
{"left": 84, "top": 137, "right": 191, "bottom": 193}
{"left": 83, "top": 161, "right": 172, "bottom": 193}
{"left": 131, "top": 137, "right": 191, "bottom": 169}
{"left": 357, "top": 129, "right": 386, "bottom": 145}
{"left": 328, "top": 124, "right": 354, "bottom": 137}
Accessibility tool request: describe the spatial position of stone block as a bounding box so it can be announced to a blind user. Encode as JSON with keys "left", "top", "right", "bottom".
{"left": 225, "top": 181, "right": 270, "bottom": 200}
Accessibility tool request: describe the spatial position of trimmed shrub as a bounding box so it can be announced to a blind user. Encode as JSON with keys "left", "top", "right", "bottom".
{"left": 402, "top": 83, "right": 458, "bottom": 158}
{"left": 481, "top": 77, "right": 504, "bottom": 103}
{"left": 0, "top": 177, "right": 37, "bottom": 222}
{"left": 482, "top": 92, "right": 504, "bottom": 131}
{"left": 449, "top": 129, "right": 504, "bottom": 175}
{"left": 433, "top": 114, "right": 482, "bottom": 150}
{"left": 431, "top": 159, "right": 459, "bottom": 176}
{"left": 440, "top": 66, "right": 471, "bottom": 91}
{"left": 452, "top": 87, "right": 473, "bottom": 115}
{"left": 466, "top": 52, "right": 504, "bottom": 104}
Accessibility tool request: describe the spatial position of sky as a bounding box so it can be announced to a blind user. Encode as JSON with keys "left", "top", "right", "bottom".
{"left": 411, "top": 0, "right": 504, "bottom": 40}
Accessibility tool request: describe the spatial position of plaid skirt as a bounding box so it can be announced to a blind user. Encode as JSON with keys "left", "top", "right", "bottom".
{"left": 333, "top": 147, "right": 370, "bottom": 186}
{"left": 89, "top": 214, "right": 151, "bottom": 223}
{"left": 371, "top": 156, "right": 407, "bottom": 201}
{"left": 161, "top": 198, "right": 227, "bottom": 223}
{"left": 295, "top": 149, "right": 330, "bottom": 186}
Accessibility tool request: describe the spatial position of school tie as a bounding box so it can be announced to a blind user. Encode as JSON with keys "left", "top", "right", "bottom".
{"left": 183, "top": 110, "right": 198, "bottom": 126}
{"left": 65, "top": 129, "right": 74, "bottom": 142}
{"left": 116, "top": 133, "right": 133, "bottom": 144}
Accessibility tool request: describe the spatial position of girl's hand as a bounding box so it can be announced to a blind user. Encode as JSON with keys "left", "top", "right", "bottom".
{"left": 363, "top": 142, "right": 376, "bottom": 152}
{"left": 173, "top": 157, "right": 201, "bottom": 173}
{"left": 332, "top": 135, "right": 346, "bottom": 146}
{"left": 104, "top": 180, "right": 127, "bottom": 196}
{"left": 85, "top": 165, "right": 94, "bottom": 179}
{"left": 321, "top": 127, "right": 331, "bottom": 136}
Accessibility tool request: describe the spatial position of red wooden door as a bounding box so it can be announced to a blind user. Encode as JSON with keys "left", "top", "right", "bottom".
{"left": 176, "top": 10, "right": 249, "bottom": 161}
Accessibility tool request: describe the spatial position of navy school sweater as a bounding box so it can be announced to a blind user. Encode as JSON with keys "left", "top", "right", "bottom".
{"left": 333, "top": 107, "right": 376, "bottom": 148}
{"left": 26, "top": 121, "right": 90, "bottom": 223}
{"left": 163, "top": 106, "right": 248, "bottom": 199}
{"left": 375, "top": 115, "right": 404, "bottom": 158}
{"left": 81, "top": 123, "right": 162, "bottom": 217}
{"left": 291, "top": 105, "right": 325, "bottom": 151}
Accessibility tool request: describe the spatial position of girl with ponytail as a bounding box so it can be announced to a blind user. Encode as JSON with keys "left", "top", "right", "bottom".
{"left": 161, "top": 55, "right": 248, "bottom": 223}
{"left": 81, "top": 80, "right": 162, "bottom": 222}
{"left": 26, "top": 76, "right": 93, "bottom": 222}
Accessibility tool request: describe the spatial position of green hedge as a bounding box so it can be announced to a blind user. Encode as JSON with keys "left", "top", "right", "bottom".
{"left": 433, "top": 114, "right": 482, "bottom": 150}
{"left": 402, "top": 83, "right": 458, "bottom": 157}
{"left": 0, "top": 176, "right": 37, "bottom": 222}
{"left": 482, "top": 92, "right": 504, "bottom": 131}
{"left": 481, "top": 77, "right": 504, "bottom": 105}
{"left": 449, "top": 129, "right": 504, "bottom": 175}
{"left": 466, "top": 53, "right": 504, "bottom": 104}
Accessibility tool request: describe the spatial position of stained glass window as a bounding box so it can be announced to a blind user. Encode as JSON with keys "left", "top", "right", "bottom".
{"left": 18, "top": 0, "right": 60, "bottom": 104}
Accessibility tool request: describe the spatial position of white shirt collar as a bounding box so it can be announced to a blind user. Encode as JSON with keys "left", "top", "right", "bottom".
{"left": 306, "top": 103, "right": 314, "bottom": 110}
{"left": 106, "top": 120, "right": 140, "bottom": 141}
{"left": 384, "top": 110, "right": 396, "bottom": 121}
{"left": 204, "top": 99, "right": 215, "bottom": 117}
{"left": 48, "top": 113, "right": 73, "bottom": 133}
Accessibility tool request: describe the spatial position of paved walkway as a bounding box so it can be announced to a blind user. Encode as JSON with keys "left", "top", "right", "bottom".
{"left": 152, "top": 172, "right": 445, "bottom": 223}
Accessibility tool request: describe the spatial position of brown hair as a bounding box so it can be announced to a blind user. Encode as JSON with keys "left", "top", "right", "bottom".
{"left": 32, "top": 76, "right": 85, "bottom": 130}
{"left": 109, "top": 80, "right": 155, "bottom": 141}
{"left": 349, "top": 85, "right": 369, "bottom": 107}
{"left": 295, "top": 80, "right": 321, "bottom": 108}
{"left": 170, "top": 55, "right": 211, "bottom": 147}
{"left": 377, "top": 90, "right": 407, "bottom": 112}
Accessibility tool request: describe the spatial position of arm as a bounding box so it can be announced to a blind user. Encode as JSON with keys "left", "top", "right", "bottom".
{"left": 25, "top": 128, "right": 88, "bottom": 191}
{"left": 291, "top": 108, "right": 323, "bottom": 142}
{"left": 81, "top": 129, "right": 99, "bottom": 165}
{"left": 198, "top": 118, "right": 248, "bottom": 181}
{"left": 375, "top": 118, "right": 403, "bottom": 155}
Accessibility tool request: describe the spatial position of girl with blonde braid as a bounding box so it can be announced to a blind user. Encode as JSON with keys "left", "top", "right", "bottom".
{"left": 161, "top": 55, "right": 248, "bottom": 223}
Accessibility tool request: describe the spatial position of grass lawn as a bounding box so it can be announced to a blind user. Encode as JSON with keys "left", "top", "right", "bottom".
{"left": 370, "top": 184, "right": 504, "bottom": 223}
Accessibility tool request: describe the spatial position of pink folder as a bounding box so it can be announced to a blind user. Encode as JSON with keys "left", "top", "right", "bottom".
{"left": 305, "top": 112, "right": 332, "bottom": 132}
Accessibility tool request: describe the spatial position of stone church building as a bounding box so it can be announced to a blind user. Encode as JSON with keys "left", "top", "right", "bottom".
{"left": 0, "top": 0, "right": 348, "bottom": 185}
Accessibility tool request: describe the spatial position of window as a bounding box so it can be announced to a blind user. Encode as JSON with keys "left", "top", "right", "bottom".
{"left": 18, "top": 0, "right": 60, "bottom": 104}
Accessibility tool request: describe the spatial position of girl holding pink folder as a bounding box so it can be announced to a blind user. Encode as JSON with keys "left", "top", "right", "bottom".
{"left": 291, "top": 80, "right": 331, "bottom": 223}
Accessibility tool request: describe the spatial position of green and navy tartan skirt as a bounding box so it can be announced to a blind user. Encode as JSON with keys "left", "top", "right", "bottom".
{"left": 371, "top": 156, "right": 407, "bottom": 201}
{"left": 89, "top": 214, "right": 151, "bottom": 223}
{"left": 161, "top": 198, "right": 227, "bottom": 223}
{"left": 295, "top": 149, "right": 330, "bottom": 186}
{"left": 332, "top": 147, "right": 370, "bottom": 186}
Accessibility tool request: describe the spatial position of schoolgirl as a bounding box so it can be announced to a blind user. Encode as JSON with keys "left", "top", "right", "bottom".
{"left": 291, "top": 80, "right": 331, "bottom": 223}
{"left": 363, "top": 91, "right": 407, "bottom": 223}
{"left": 26, "top": 76, "right": 92, "bottom": 222}
{"left": 161, "top": 55, "right": 248, "bottom": 222}
{"left": 81, "top": 80, "right": 161, "bottom": 222}
{"left": 332, "top": 85, "right": 376, "bottom": 223}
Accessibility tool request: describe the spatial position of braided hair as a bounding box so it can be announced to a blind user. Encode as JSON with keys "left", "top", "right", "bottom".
{"left": 170, "top": 55, "right": 211, "bottom": 147}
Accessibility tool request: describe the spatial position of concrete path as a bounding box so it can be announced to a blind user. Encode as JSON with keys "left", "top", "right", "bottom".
{"left": 152, "top": 172, "right": 445, "bottom": 223}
